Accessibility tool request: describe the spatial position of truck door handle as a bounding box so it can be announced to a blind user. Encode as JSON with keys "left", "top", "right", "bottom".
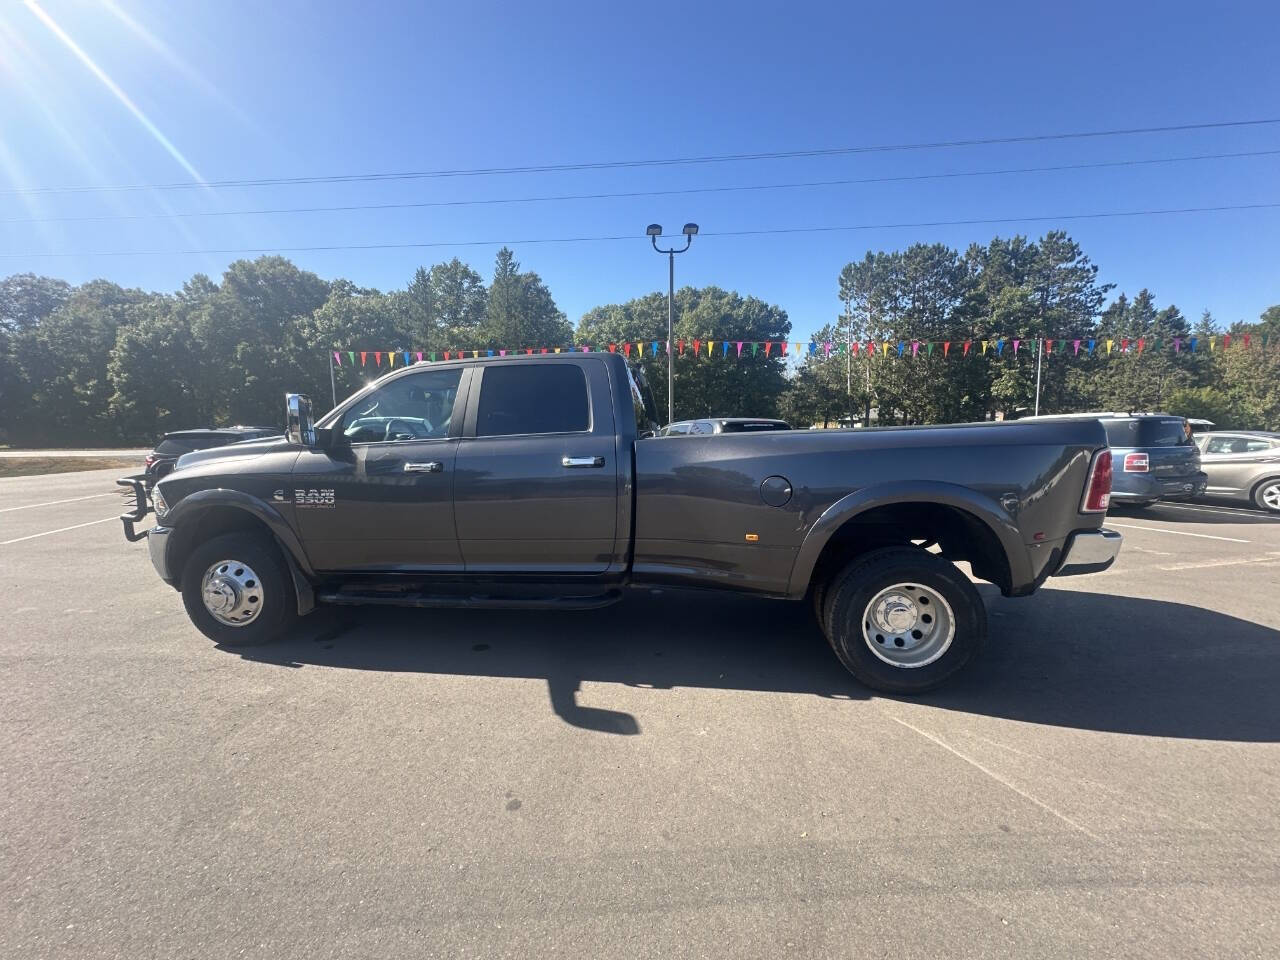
{"left": 562, "top": 456, "right": 605, "bottom": 468}
{"left": 403, "top": 461, "right": 443, "bottom": 473}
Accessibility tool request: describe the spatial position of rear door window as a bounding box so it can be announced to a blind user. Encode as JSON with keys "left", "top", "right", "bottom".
{"left": 475, "top": 363, "right": 589, "bottom": 437}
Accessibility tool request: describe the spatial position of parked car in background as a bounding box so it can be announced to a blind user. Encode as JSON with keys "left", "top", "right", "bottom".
{"left": 1022, "top": 412, "right": 1206, "bottom": 508}
{"left": 144, "top": 427, "right": 278, "bottom": 486}
{"left": 1187, "top": 418, "right": 1216, "bottom": 434}
{"left": 1194, "top": 431, "right": 1280, "bottom": 512}
{"left": 659, "top": 417, "right": 791, "bottom": 436}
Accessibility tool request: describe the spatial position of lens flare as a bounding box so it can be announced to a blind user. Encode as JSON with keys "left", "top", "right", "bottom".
{"left": 23, "top": 0, "right": 205, "bottom": 184}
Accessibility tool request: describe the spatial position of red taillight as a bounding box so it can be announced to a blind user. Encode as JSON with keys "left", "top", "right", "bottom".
{"left": 1123, "top": 452, "right": 1149, "bottom": 473}
{"left": 1082, "top": 449, "right": 1112, "bottom": 513}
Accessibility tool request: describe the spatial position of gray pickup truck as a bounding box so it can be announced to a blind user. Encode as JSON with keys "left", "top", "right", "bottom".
{"left": 119, "top": 352, "right": 1121, "bottom": 692}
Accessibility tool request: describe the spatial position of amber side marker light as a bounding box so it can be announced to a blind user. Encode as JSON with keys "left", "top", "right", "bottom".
{"left": 745, "top": 533, "right": 760, "bottom": 542}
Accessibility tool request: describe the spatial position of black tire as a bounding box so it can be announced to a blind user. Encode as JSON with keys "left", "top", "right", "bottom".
{"left": 181, "top": 532, "right": 297, "bottom": 646}
{"left": 820, "top": 546, "right": 987, "bottom": 693}
{"left": 1252, "top": 477, "right": 1280, "bottom": 513}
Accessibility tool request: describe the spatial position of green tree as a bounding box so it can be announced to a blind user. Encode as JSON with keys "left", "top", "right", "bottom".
{"left": 577, "top": 286, "right": 791, "bottom": 422}
{"left": 407, "top": 259, "right": 488, "bottom": 349}
{"left": 189, "top": 257, "right": 331, "bottom": 425}
{"left": 482, "top": 248, "right": 570, "bottom": 349}
{"left": 11, "top": 280, "right": 158, "bottom": 444}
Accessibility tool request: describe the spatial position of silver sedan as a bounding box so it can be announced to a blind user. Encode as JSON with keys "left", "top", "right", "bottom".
{"left": 1194, "top": 431, "right": 1280, "bottom": 512}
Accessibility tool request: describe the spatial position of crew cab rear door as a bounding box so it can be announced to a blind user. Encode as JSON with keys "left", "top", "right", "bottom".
{"left": 453, "top": 358, "right": 619, "bottom": 574}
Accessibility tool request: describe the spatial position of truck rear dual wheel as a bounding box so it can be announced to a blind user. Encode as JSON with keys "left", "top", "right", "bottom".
{"left": 181, "top": 533, "right": 297, "bottom": 647}
{"left": 819, "top": 546, "right": 987, "bottom": 693}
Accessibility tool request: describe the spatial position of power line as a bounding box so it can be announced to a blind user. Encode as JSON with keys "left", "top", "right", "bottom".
{"left": 4, "top": 148, "right": 1277, "bottom": 226}
{"left": 3, "top": 200, "right": 1277, "bottom": 259}
{"left": 3, "top": 117, "right": 1278, "bottom": 197}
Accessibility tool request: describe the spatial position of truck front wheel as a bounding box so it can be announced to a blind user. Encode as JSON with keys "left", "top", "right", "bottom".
{"left": 820, "top": 546, "right": 987, "bottom": 693}
{"left": 181, "top": 533, "right": 297, "bottom": 646}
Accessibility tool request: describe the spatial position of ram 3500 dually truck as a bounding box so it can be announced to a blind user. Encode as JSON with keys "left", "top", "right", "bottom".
{"left": 119, "top": 352, "right": 1121, "bottom": 692}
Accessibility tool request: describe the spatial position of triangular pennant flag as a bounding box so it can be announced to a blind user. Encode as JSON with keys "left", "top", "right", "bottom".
{"left": 1137, "top": 338, "right": 1145, "bottom": 355}
{"left": 581, "top": 345, "right": 590, "bottom": 353}
{"left": 1120, "top": 338, "right": 1130, "bottom": 353}
{"left": 375, "top": 351, "right": 382, "bottom": 367}
{"left": 360, "top": 351, "right": 368, "bottom": 366}
{"left": 430, "top": 352, "right": 438, "bottom": 362}
{"left": 486, "top": 349, "right": 494, "bottom": 357}
{"left": 1105, "top": 339, "right": 1114, "bottom": 354}
{"left": 651, "top": 341, "right": 659, "bottom": 356}
{"left": 1223, "top": 333, "right": 1231, "bottom": 349}
{"left": 911, "top": 341, "right": 920, "bottom": 357}
{"left": 1072, "top": 340, "right": 1080, "bottom": 355}
{"left": 996, "top": 339, "right": 1005, "bottom": 356}
{"left": 736, "top": 341, "right": 744, "bottom": 357}
{"left": 927, "top": 342, "right": 934, "bottom": 356}
{"left": 943, "top": 341, "right": 951, "bottom": 357}
{"left": 1087, "top": 339, "right": 1096, "bottom": 355}
{"left": 553, "top": 347, "right": 562, "bottom": 354}
{"left": 444, "top": 350, "right": 452, "bottom": 360}
{"left": 883, "top": 341, "right": 891, "bottom": 357}
{"left": 1243, "top": 333, "right": 1251, "bottom": 348}
{"left": 981, "top": 341, "right": 989, "bottom": 355}
{"left": 853, "top": 341, "right": 862, "bottom": 355}
{"left": 499, "top": 349, "right": 507, "bottom": 356}
{"left": 824, "top": 341, "right": 832, "bottom": 357}
{"left": 1046, "top": 339, "right": 1054, "bottom": 355}
{"left": 607, "top": 344, "right": 616, "bottom": 353}
{"left": 541, "top": 347, "right": 549, "bottom": 354}
{"left": 780, "top": 341, "right": 788, "bottom": 356}
{"left": 1209, "top": 336, "right": 1217, "bottom": 352}
{"left": 623, "top": 342, "right": 632, "bottom": 357}
{"left": 333, "top": 351, "right": 342, "bottom": 366}
{"left": 808, "top": 342, "right": 818, "bottom": 356}
{"left": 404, "top": 351, "right": 412, "bottom": 365}
{"left": 764, "top": 341, "right": 774, "bottom": 355}
{"left": 678, "top": 339, "right": 686, "bottom": 355}
{"left": 963, "top": 340, "right": 971, "bottom": 356}
{"left": 693, "top": 338, "right": 702, "bottom": 356}
{"left": 707, "top": 340, "right": 714, "bottom": 357}
{"left": 1012, "top": 339, "right": 1021, "bottom": 355}
{"left": 722, "top": 341, "right": 730, "bottom": 356}
{"left": 752, "top": 342, "right": 759, "bottom": 356}
{"left": 524, "top": 348, "right": 532, "bottom": 355}
{"left": 348, "top": 351, "right": 355, "bottom": 366}
{"left": 1190, "top": 337, "right": 1198, "bottom": 352}
{"left": 1174, "top": 337, "right": 1182, "bottom": 352}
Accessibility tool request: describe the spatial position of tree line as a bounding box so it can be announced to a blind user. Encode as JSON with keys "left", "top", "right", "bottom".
{"left": 0, "top": 233, "right": 1276, "bottom": 446}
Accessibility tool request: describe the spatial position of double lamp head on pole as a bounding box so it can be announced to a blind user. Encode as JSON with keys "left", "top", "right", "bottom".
{"left": 647, "top": 223, "right": 698, "bottom": 426}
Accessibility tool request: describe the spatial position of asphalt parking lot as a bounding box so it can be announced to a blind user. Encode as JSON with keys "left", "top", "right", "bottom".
{"left": 3, "top": 468, "right": 1278, "bottom": 959}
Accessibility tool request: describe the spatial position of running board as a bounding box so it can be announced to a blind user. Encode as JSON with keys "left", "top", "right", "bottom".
{"left": 315, "top": 587, "right": 624, "bottom": 611}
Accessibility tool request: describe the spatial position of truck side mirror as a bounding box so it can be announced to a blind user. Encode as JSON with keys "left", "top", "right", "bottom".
{"left": 286, "top": 393, "right": 316, "bottom": 448}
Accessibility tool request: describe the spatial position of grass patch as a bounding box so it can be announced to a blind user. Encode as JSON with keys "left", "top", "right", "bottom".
{"left": 0, "top": 457, "right": 143, "bottom": 478}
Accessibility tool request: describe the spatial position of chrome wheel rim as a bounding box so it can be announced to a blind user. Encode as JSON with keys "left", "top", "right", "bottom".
{"left": 201, "top": 559, "right": 264, "bottom": 626}
{"left": 862, "top": 582, "right": 955, "bottom": 668}
{"left": 1262, "top": 483, "right": 1280, "bottom": 512}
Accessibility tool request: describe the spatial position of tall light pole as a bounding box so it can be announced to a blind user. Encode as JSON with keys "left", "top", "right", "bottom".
{"left": 648, "top": 222, "right": 698, "bottom": 425}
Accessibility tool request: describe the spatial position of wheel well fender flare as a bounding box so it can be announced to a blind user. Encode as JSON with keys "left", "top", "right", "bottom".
{"left": 165, "top": 489, "right": 315, "bottom": 579}
{"left": 785, "top": 480, "right": 1028, "bottom": 599}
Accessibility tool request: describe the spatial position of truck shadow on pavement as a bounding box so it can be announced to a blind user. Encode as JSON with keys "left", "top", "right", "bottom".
{"left": 229, "top": 586, "right": 1280, "bottom": 742}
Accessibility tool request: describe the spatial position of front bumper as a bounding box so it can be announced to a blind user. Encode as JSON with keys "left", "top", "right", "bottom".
{"left": 1053, "top": 528, "right": 1123, "bottom": 577}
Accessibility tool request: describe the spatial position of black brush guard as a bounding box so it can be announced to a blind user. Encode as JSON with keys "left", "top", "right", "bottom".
{"left": 116, "top": 475, "right": 151, "bottom": 542}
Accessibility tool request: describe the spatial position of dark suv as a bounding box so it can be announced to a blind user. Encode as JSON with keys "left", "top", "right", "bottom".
{"left": 144, "top": 427, "right": 278, "bottom": 486}
{"left": 1025, "top": 412, "right": 1206, "bottom": 508}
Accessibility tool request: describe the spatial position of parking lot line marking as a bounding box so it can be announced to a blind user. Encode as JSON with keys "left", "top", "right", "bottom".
{"left": 1107, "top": 522, "right": 1250, "bottom": 544}
{"left": 1156, "top": 552, "right": 1280, "bottom": 572}
{"left": 1153, "top": 502, "right": 1280, "bottom": 521}
{"left": 1, "top": 516, "right": 117, "bottom": 545}
{"left": 886, "top": 714, "right": 1102, "bottom": 841}
{"left": 0, "top": 493, "right": 116, "bottom": 513}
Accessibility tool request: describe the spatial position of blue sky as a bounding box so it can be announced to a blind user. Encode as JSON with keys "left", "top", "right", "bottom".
{"left": 1, "top": 0, "right": 1278, "bottom": 342}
